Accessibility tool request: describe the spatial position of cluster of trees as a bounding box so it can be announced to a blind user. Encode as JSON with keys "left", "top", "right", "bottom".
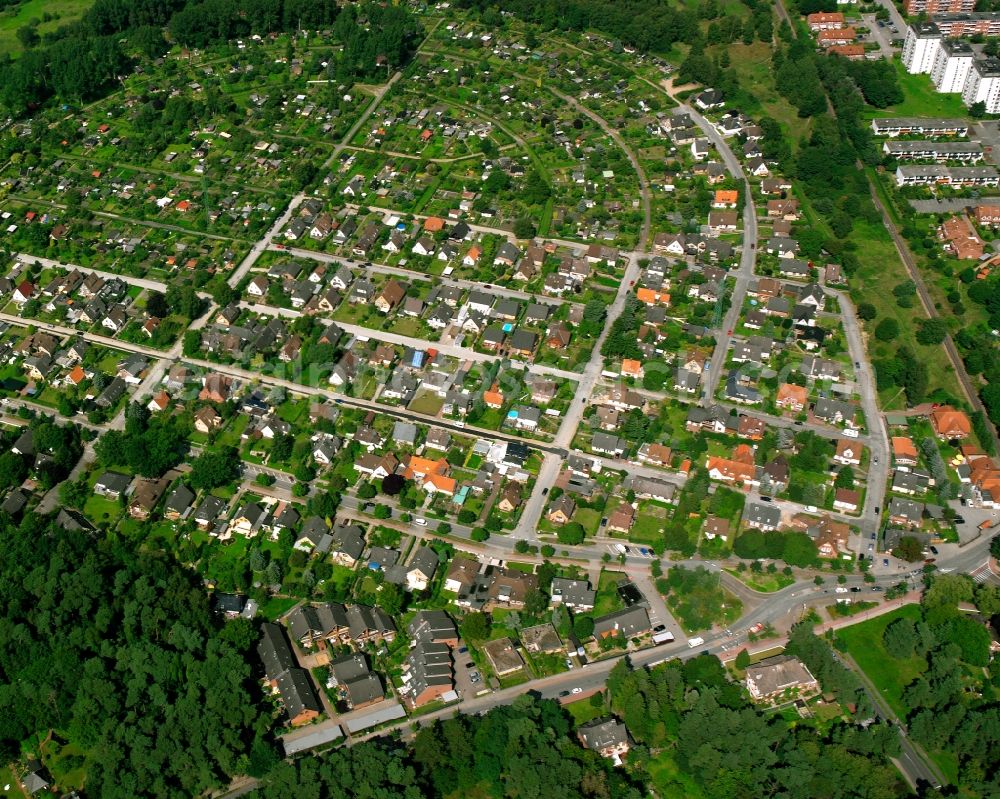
{"left": 0, "top": 415, "right": 83, "bottom": 491}
{"left": 604, "top": 653, "right": 903, "bottom": 798}
{"left": 874, "top": 576, "right": 1000, "bottom": 794}
{"left": 0, "top": 34, "right": 132, "bottom": 117}
{"left": 254, "top": 695, "right": 644, "bottom": 799}
{"left": 786, "top": 625, "right": 871, "bottom": 711}
{"left": 601, "top": 295, "right": 644, "bottom": 360}
{"left": 94, "top": 401, "right": 190, "bottom": 477}
{"left": 656, "top": 565, "right": 740, "bottom": 631}
{"left": 733, "top": 529, "right": 820, "bottom": 567}
{"left": 0, "top": 0, "right": 418, "bottom": 117}
{"left": 457, "top": 0, "right": 700, "bottom": 55}
{"left": 0, "top": 515, "right": 273, "bottom": 797}
{"left": 255, "top": 649, "right": 907, "bottom": 799}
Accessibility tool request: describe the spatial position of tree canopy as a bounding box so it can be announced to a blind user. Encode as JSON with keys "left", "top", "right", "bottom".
{"left": 0, "top": 514, "right": 270, "bottom": 797}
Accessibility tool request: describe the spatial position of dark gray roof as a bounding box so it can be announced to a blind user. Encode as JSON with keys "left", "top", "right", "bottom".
{"left": 164, "top": 483, "right": 195, "bottom": 514}
{"left": 593, "top": 606, "right": 651, "bottom": 638}
{"left": 745, "top": 501, "right": 780, "bottom": 529}
{"left": 407, "top": 609, "right": 457, "bottom": 643}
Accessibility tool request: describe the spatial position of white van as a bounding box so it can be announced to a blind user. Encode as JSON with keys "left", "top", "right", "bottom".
{"left": 687, "top": 636, "right": 705, "bottom": 648}
{"left": 415, "top": 518, "right": 428, "bottom": 527}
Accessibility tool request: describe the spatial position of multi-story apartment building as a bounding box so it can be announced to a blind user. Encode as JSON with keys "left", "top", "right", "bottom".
{"left": 931, "top": 39, "right": 975, "bottom": 93}
{"left": 904, "top": 0, "right": 975, "bottom": 15}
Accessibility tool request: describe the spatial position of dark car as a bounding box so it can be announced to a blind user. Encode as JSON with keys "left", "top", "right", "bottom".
{"left": 850, "top": 586, "right": 861, "bottom": 592}
{"left": 929, "top": 545, "right": 939, "bottom": 555}
{"left": 542, "top": 487, "right": 549, "bottom": 495}
{"left": 653, "top": 624, "right": 667, "bottom": 633}
{"left": 871, "top": 586, "right": 884, "bottom": 592}
{"left": 759, "top": 496, "right": 772, "bottom": 502}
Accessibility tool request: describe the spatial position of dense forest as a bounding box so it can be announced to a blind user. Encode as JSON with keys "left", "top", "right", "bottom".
{"left": 0, "top": 0, "right": 419, "bottom": 117}
{"left": 0, "top": 514, "right": 275, "bottom": 798}
{"left": 879, "top": 575, "right": 1000, "bottom": 794}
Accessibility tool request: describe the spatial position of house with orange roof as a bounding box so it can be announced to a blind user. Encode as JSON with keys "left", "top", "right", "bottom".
{"left": 834, "top": 438, "right": 863, "bottom": 466}
{"left": 424, "top": 472, "right": 457, "bottom": 496}
{"left": 938, "top": 215, "right": 985, "bottom": 260}
{"left": 65, "top": 364, "right": 87, "bottom": 387}
{"left": 147, "top": 391, "right": 170, "bottom": 413}
{"left": 404, "top": 455, "right": 456, "bottom": 496}
{"left": 828, "top": 44, "right": 865, "bottom": 60}
{"left": 484, "top": 383, "right": 504, "bottom": 409}
{"left": 733, "top": 444, "right": 756, "bottom": 465}
{"left": 807, "top": 11, "right": 845, "bottom": 30}
{"left": 463, "top": 246, "right": 482, "bottom": 267}
{"left": 818, "top": 27, "right": 856, "bottom": 46}
{"left": 706, "top": 456, "right": 757, "bottom": 485}
{"left": 712, "top": 189, "right": 738, "bottom": 209}
{"left": 636, "top": 287, "right": 670, "bottom": 305}
{"left": 775, "top": 383, "right": 808, "bottom": 412}
{"left": 424, "top": 216, "right": 445, "bottom": 232}
{"left": 176, "top": 200, "right": 191, "bottom": 212}
{"left": 621, "top": 359, "right": 644, "bottom": 379}
{"left": 968, "top": 457, "right": 1000, "bottom": 502}
{"left": 930, "top": 406, "right": 972, "bottom": 439}
{"left": 420, "top": 129, "right": 433, "bottom": 141}
{"left": 892, "top": 437, "right": 919, "bottom": 467}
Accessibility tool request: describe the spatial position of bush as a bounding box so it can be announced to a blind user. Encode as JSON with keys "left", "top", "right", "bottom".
{"left": 874, "top": 318, "right": 899, "bottom": 341}
{"left": 557, "top": 522, "right": 586, "bottom": 545}
{"left": 471, "top": 528, "right": 489, "bottom": 542}
{"left": 573, "top": 615, "right": 595, "bottom": 640}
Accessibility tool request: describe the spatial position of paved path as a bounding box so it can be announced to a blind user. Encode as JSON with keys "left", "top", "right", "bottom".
{"left": 843, "top": 649, "right": 944, "bottom": 790}
{"left": 670, "top": 99, "right": 758, "bottom": 400}
{"left": 14, "top": 253, "right": 168, "bottom": 293}
{"left": 272, "top": 244, "right": 579, "bottom": 308}
{"left": 236, "top": 301, "right": 581, "bottom": 383}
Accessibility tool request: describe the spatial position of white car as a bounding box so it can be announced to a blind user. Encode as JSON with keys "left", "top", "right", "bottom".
{"left": 414, "top": 518, "right": 428, "bottom": 527}
{"left": 571, "top": 687, "right": 582, "bottom": 694}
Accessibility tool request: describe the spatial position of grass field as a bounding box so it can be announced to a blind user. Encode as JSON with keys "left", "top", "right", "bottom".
{"left": 863, "top": 61, "right": 969, "bottom": 120}
{"left": 843, "top": 219, "right": 962, "bottom": 407}
{"left": 0, "top": 0, "right": 92, "bottom": 57}
{"left": 647, "top": 749, "right": 707, "bottom": 799}
{"left": 836, "top": 604, "right": 924, "bottom": 719}
{"left": 725, "top": 40, "right": 810, "bottom": 152}
{"left": 595, "top": 570, "right": 627, "bottom": 616}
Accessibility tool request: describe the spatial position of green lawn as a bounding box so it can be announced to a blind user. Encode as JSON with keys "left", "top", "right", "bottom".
{"left": 408, "top": 390, "right": 444, "bottom": 415}
{"left": 0, "top": 0, "right": 93, "bottom": 57}
{"left": 846, "top": 219, "right": 961, "bottom": 407}
{"left": 595, "top": 570, "right": 626, "bottom": 616}
{"left": 724, "top": 568, "right": 794, "bottom": 593}
{"left": 864, "top": 61, "right": 969, "bottom": 119}
{"left": 83, "top": 494, "right": 122, "bottom": 526}
{"left": 630, "top": 501, "right": 669, "bottom": 544}
{"left": 646, "top": 749, "right": 707, "bottom": 799}
{"left": 258, "top": 596, "right": 300, "bottom": 621}
{"left": 564, "top": 696, "right": 604, "bottom": 726}
{"left": 574, "top": 507, "right": 602, "bottom": 536}
{"left": 836, "top": 604, "right": 925, "bottom": 719}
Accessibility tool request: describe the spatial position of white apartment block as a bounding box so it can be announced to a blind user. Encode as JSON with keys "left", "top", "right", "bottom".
{"left": 871, "top": 117, "right": 969, "bottom": 137}
{"left": 895, "top": 165, "right": 1000, "bottom": 187}
{"left": 902, "top": 22, "right": 942, "bottom": 74}
{"left": 931, "top": 40, "right": 975, "bottom": 93}
{"left": 963, "top": 57, "right": 1000, "bottom": 113}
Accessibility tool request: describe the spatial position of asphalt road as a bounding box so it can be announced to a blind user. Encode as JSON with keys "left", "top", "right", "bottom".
{"left": 677, "top": 101, "right": 759, "bottom": 401}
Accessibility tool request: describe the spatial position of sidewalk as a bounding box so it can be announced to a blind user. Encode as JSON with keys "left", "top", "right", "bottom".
{"left": 718, "top": 593, "right": 921, "bottom": 662}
